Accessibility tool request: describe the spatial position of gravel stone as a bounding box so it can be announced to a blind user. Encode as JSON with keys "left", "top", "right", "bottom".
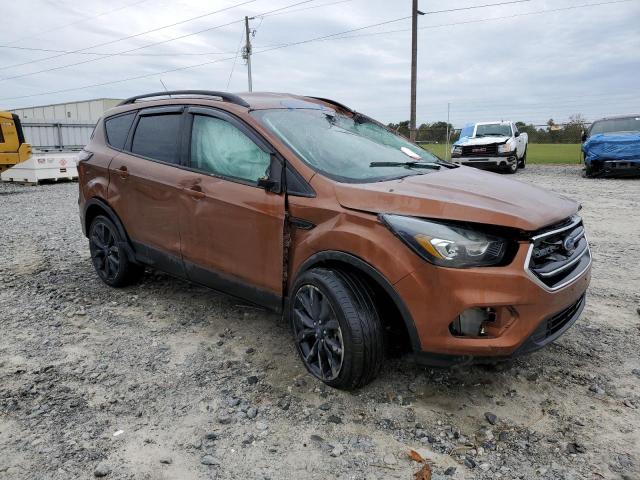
{"left": 484, "top": 412, "right": 498, "bottom": 425}
{"left": 93, "top": 462, "right": 111, "bottom": 477}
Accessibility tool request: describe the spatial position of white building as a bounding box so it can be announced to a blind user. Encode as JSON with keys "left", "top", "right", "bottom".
{"left": 10, "top": 98, "right": 122, "bottom": 124}
{"left": 9, "top": 98, "right": 122, "bottom": 150}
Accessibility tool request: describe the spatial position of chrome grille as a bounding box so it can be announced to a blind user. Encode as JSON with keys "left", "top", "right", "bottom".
{"left": 526, "top": 216, "right": 591, "bottom": 290}
{"left": 461, "top": 144, "right": 498, "bottom": 156}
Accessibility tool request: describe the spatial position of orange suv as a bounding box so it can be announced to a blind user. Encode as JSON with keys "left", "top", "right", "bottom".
{"left": 78, "top": 91, "right": 591, "bottom": 389}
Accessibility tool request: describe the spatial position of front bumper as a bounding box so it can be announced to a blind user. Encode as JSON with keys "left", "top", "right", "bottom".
{"left": 590, "top": 159, "right": 640, "bottom": 177}
{"left": 394, "top": 242, "right": 591, "bottom": 359}
{"left": 452, "top": 155, "right": 517, "bottom": 169}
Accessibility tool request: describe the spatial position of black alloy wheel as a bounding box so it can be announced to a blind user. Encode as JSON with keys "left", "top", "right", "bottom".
{"left": 90, "top": 221, "right": 120, "bottom": 282}
{"left": 292, "top": 285, "right": 344, "bottom": 381}
{"left": 290, "top": 268, "right": 384, "bottom": 390}
{"left": 88, "top": 215, "right": 142, "bottom": 287}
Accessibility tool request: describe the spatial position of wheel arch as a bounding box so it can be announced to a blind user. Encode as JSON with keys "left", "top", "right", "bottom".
{"left": 83, "top": 197, "right": 137, "bottom": 262}
{"left": 291, "top": 250, "right": 421, "bottom": 353}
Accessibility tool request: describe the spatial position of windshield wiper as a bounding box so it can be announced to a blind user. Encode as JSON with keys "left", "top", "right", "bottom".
{"left": 369, "top": 161, "right": 440, "bottom": 170}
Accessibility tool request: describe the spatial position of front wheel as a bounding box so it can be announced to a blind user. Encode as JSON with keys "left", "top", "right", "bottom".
{"left": 505, "top": 160, "right": 518, "bottom": 174}
{"left": 290, "top": 268, "right": 384, "bottom": 390}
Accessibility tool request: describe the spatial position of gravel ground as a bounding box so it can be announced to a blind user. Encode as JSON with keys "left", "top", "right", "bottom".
{"left": 0, "top": 165, "right": 638, "bottom": 480}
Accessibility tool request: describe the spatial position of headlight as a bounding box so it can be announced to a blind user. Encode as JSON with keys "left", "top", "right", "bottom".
{"left": 380, "top": 214, "right": 509, "bottom": 268}
{"left": 498, "top": 142, "right": 514, "bottom": 153}
{"left": 452, "top": 145, "right": 462, "bottom": 155}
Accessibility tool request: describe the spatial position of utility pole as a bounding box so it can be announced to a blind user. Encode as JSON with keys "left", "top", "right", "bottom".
{"left": 409, "top": 1, "right": 424, "bottom": 142}
{"left": 244, "top": 16, "right": 253, "bottom": 92}
{"left": 445, "top": 102, "right": 450, "bottom": 160}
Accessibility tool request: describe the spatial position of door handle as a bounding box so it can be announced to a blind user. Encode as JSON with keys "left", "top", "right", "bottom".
{"left": 185, "top": 185, "right": 205, "bottom": 199}
{"left": 116, "top": 165, "right": 129, "bottom": 179}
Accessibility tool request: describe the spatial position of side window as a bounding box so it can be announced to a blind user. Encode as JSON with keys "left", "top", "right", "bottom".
{"left": 513, "top": 123, "right": 519, "bottom": 135}
{"left": 0, "top": 125, "right": 5, "bottom": 143}
{"left": 104, "top": 113, "right": 135, "bottom": 149}
{"left": 131, "top": 114, "right": 182, "bottom": 163}
{"left": 190, "top": 115, "right": 271, "bottom": 183}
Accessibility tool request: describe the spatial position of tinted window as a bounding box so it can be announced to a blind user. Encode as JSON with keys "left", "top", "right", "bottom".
{"left": 475, "top": 123, "right": 512, "bottom": 137}
{"left": 190, "top": 115, "right": 270, "bottom": 183}
{"left": 590, "top": 117, "right": 640, "bottom": 136}
{"left": 104, "top": 113, "right": 135, "bottom": 149}
{"left": 131, "top": 114, "right": 182, "bottom": 163}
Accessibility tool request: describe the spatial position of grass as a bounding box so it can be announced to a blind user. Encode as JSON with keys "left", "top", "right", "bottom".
{"left": 420, "top": 143, "right": 583, "bottom": 165}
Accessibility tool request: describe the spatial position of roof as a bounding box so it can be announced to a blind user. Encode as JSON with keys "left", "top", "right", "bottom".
{"left": 592, "top": 114, "right": 640, "bottom": 122}
{"left": 116, "top": 91, "right": 350, "bottom": 111}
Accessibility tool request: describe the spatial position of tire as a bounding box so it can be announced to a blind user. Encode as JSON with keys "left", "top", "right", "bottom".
{"left": 289, "top": 268, "right": 384, "bottom": 390}
{"left": 505, "top": 160, "right": 518, "bottom": 174}
{"left": 88, "top": 215, "right": 143, "bottom": 287}
{"left": 518, "top": 149, "right": 527, "bottom": 169}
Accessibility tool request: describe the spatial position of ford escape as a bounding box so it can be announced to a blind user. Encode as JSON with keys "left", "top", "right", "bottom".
{"left": 78, "top": 91, "right": 591, "bottom": 389}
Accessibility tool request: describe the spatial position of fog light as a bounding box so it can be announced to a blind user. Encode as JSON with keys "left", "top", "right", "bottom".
{"left": 450, "top": 307, "right": 497, "bottom": 337}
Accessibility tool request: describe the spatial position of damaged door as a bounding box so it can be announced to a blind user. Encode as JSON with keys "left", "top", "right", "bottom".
{"left": 108, "top": 107, "right": 189, "bottom": 277}
{"left": 178, "top": 107, "right": 285, "bottom": 310}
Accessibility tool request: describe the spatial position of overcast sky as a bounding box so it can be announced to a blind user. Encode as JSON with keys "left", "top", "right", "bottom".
{"left": 1, "top": 0, "right": 639, "bottom": 126}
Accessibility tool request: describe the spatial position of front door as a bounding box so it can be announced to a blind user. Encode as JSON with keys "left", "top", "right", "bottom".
{"left": 108, "top": 106, "right": 190, "bottom": 277}
{"left": 178, "top": 107, "right": 285, "bottom": 310}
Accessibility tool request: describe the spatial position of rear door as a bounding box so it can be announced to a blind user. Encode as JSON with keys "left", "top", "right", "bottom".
{"left": 107, "top": 106, "right": 192, "bottom": 277}
{"left": 178, "top": 106, "right": 285, "bottom": 309}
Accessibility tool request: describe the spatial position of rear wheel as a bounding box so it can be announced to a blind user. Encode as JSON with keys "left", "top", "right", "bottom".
{"left": 290, "top": 268, "right": 384, "bottom": 389}
{"left": 88, "top": 215, "right": 143, "bottom": 287}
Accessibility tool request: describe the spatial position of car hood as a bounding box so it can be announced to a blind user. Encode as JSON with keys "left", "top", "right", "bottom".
{"left": 455, "top": 136, "right": 511, "bottom": 146}
{"left": 333, "top": 167, "right": 578, "bottom": 231}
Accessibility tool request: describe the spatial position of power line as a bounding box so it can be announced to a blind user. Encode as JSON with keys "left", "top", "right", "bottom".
{"left": 0, "top": 0, "right": 536, "bottom": 81}
{"left": 226, "top": 26, "right": 249, "bottom": 90}
{"left": 0, "top": 44, "right": 239, "bottom": 57}
{"left": 260, "top": 0, "right": 353, "bottom": 17}
{"left": 4, "top": 0, "right": 152, "bottom": 46}
{"left": 2, "top": 0, "right": 637, "bottom": 102}
{"left": 0, "top": 0, "right": 323, "bottom": 82}
{"left": 0, "top": 0, "right": 260, "bottom": 72}
{"left": 322, "top": 0, "right": 639, "bottom": 42}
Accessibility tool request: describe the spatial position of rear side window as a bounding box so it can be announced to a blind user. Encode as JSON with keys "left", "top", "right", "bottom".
{"left": 131, "top": 114, "right": 182, "bottom": 163}
{"left": 104, "top": 113, "right": 135, "bottom": 149}
{"left": 0, "top": 125, "right": 4, "bottom": 143}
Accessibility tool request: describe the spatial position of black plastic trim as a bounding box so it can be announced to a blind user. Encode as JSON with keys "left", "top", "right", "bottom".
{"left": 131, "top": 240, "right": 185, "bottom": 278}
{"left": 184, "top": 260, "right": 281, "bottom": 312}
{"left": 289, "top": 217, "right": 315, "bottom": 230}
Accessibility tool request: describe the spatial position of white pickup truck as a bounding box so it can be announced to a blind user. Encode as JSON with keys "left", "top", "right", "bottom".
{"left": 451, "top": 121, "right": 528, "bottom": 174}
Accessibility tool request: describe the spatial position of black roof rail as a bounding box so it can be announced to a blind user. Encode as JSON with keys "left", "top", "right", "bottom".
{"left": 307, "top": 96, "right": 355, "bottom": 114}
{"left": 117, "top": 90, "right": 250, "bottom": 108}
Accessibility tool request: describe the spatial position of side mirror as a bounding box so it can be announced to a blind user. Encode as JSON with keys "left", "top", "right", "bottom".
{"left": 514, "top": 131, "right": 520, "bottom": 137}
{"left": 258, "top": 176, "right": 280, "bottom": 193}
{"left": 258, "top": 154, "right": 283, "bottom": 193}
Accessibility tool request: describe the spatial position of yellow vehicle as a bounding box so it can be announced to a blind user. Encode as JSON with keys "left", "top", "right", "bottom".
{"left": 0, "top": 112, "right": 32, "bottom": 173}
